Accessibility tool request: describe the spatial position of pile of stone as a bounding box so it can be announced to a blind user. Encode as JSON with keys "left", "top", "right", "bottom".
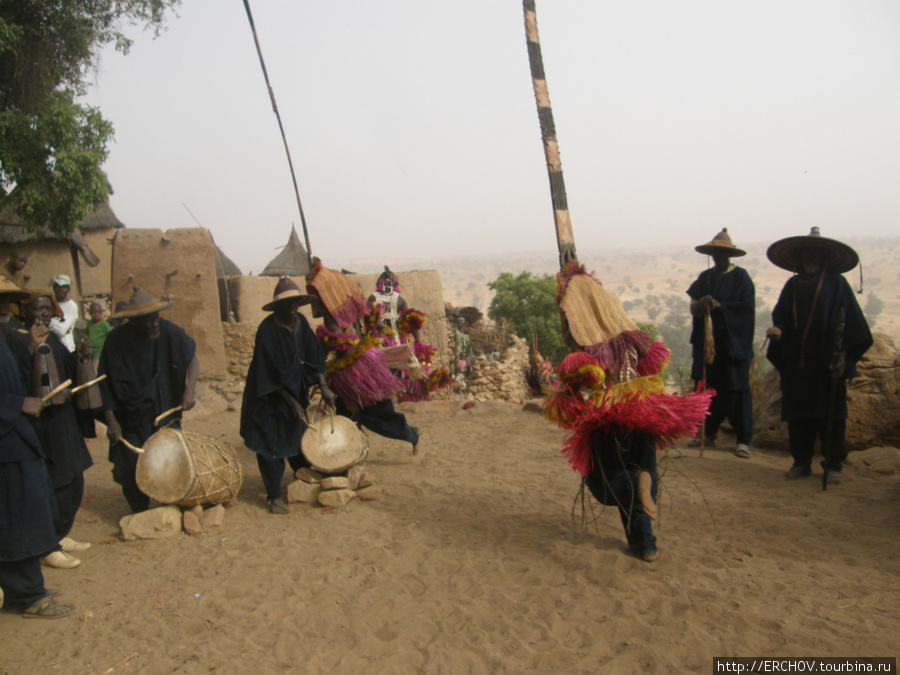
{"left": 119, "top": 503, "right": 227, "bottom": 541}
{"left": 221, "top": 322, "right": 256, "bottom": 379}
{"left": 286, "top": 464, "right": 381, "bottom": 508}
{"left": 464, "top": 335, "right": 530, "bottom": 404}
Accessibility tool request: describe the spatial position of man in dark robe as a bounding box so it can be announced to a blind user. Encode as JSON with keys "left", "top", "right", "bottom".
{"left": 687, "top": 228, "right": 755, "bottom": 458}
{"left": 9, "top": 289, "right": 93, "bottom": 569}
{"left": 98, "top": 288, "right": 198, "bottom": 513}
{"left": 240, "top": 277, "right": 334, "bottom": 514}
{"left": 0, "top": 331, "right": 76, "bottom": 618}
{"left": 766, "top": 228, "right": 872, "bottom": 483}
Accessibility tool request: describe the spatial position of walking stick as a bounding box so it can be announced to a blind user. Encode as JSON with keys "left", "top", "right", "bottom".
{"left": 822, "top": 307, "right": 845, "bottom": 491}
{"left": 699, "top": 307, "right": 715, "bottom": 458}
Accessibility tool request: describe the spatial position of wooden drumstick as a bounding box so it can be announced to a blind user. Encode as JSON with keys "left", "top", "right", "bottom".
{"left": 41, "top": 379, "right": 72, "bottom": 403}
{"left": 154, "top": 405, "right": 183, "bottom": 427}
{"left": 119, "top": 438, "right": 144, "bottom": 454}
{"left": 69, "top": 374, "right": 107, "bottom": 394}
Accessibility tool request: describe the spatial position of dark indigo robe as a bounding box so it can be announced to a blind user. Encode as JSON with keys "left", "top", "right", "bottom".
{"left": 9, "top": 332, "right": 93, "bottom": 488}
{"left": 767, "top": 273, "right": 872, "bottom": 421}
{"left": 584, "top": 431, "right": 657, "bottom": 557}
{"left": 687, "top": 266, "right": 755, "bottom": 389}
{"left": 0, "top": 338, "right": 57, "bottom": 562}
{"left": 98, "top": 319, "right": 196, "bottom": 483}
{"left": 240, "top": 313, "right": 326, "bottom": 459}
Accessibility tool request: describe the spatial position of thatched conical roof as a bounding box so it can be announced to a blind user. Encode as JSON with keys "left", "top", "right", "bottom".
{"left": 261, "top": 225, "right": 311, "bottom": 277}
{"left": 210, "top": 235, "right": 242, "bottom": 278}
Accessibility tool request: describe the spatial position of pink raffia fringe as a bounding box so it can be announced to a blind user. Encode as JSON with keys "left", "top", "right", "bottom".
{"left": 561, "top": 389, "right": 714, "bottom": 477}
{"left": 326, "top": 344, "right": 405, "bottom": 412}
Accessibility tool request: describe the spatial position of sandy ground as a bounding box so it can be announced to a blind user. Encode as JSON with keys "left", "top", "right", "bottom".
{"left": 2, "top": 399, "right": 898, "bottom": 674}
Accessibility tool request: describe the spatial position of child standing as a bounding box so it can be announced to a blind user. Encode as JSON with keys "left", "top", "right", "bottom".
{"left": 75, "top": 302, "right": 113, "bottom": 437}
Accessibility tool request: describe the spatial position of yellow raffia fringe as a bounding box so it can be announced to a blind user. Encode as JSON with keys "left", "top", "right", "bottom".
{"left": 560, "top": 362, "right": 606, "bottom": 388}
{"left": 588, "top": 374, "right": 666, "bottom": 405}
{"left": 325, "top": 334, "right": 383, "bottom": 374}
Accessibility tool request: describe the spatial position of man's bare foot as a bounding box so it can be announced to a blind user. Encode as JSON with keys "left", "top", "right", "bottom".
{"left": 637, "top": 471, "right": 658, "bottom": 521}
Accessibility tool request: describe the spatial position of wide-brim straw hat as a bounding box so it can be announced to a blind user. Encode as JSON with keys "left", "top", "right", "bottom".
{"left": 112, "top": 287, "right": 174, "bottom": 319}
{"left": 0, "top": 277, "right": 30, "bottom": 302}
{"left": 695, "top": 228, "right": 746, "bottom": 257}
{"left": 767, "top": 227, "right": 859, "bottom": 274}
{"left": 21, "top": 288, "right": 64, "bottom": 318}
{"left": 262, "top": 276, "right": 313, "bottom": 312}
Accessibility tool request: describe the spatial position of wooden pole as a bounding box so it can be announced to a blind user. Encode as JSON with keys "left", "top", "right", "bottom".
{"left": 242, "top": 0, "right": 314, "bottom": 271}
{"left": 523, "top": 0, "right": 577, "bottom": 270}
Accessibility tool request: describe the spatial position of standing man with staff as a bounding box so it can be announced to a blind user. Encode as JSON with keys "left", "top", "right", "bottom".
{"left": 687, "top": 229, "right": 756, "bottom": 458}
{"left": 98, "top": 288, "right": 198, "bottom": 513}
{"left": 766, "top": 228, "right": 871, "bottom": 485}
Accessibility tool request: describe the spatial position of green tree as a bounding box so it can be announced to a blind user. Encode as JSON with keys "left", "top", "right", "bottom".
{"left": 0, "top": 0, "right": 180, "bottom": 236}
{"left": 864, "top": 292, "right": 884, "bottom": 327}
{"left": 655, "top": 302, "right": 693, "bottom": 393}
{"left": 488, "top": 271, "right": 567, "bottom": 363}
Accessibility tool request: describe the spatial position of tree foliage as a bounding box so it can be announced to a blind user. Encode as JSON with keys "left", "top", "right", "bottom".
{"left": 488, "top": 271, "right": 567, "bottom": 364}
{"left": 864, "top": 292, "right": 883, "bottom": 327}
{"left": 0, "top": 0, "right": 180, "bottom": 235}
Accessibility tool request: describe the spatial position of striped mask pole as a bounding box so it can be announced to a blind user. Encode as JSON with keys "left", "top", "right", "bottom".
{"left": 523, "top": 0, "right": 577, "bottom": 269}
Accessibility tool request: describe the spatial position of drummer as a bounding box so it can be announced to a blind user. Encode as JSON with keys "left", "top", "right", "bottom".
{"left": 240, "top": 277, "right": 335, "bottom": 514}
{"left": 7, "top": 289, "right": 94, "bottom": 569}
{"left": 98, "top": 288, "right": 199, "bottom": 513}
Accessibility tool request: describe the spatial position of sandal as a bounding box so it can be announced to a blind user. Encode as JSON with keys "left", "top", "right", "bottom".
{"left": 266, "top": 497, "right": 289, "bottom": 515}
{"left": 734, "top": 444, "right": 751, "bottom": 459}
{"left": 23, "top": 596, "right": 75, "bottom": 620}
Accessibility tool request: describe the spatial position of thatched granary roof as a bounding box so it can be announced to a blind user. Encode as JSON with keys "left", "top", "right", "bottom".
{"left": 0, "top": 201, "right": 124, "bottom": 243}
{"left": 0, "top": 201, "right": 125, "bottom": 267}
{"left": 261, "top": 225, "right": 311, "bottom": 277}
{"left": 211, "top": 235, "right": 242, "bottom": 278}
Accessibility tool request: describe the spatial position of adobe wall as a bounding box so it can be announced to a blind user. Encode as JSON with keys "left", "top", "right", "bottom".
{"left": 111, "top": 228, "right": 226, "bottom": 379}
{"left": 78, "top": 228, "right": 115, "bottom": 297}
{"left": 222, "top": 270, "right": 449, "bottom": 374}
{"left": 223, "top": 275, "right": 316, "bottom": 325}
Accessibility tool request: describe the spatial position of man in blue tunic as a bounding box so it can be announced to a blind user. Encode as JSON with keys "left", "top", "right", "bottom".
{"left": 687, "top": 229, "right": 755, "bottom": 458}
{"left": 0, "top": 324, "right": 76, "bottom": 618}
{"left": 240, "top": 277, "right": 335, "bottom": 514}
{"left": 99, "top": 288, "right": 199, "bottom": 513}
{"left": 766, "top": 228, "right": 872, "bottom": 484}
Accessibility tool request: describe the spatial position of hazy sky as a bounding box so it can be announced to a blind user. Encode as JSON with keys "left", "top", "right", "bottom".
{"left": 85, "top": 1, "right": 900, "bottom": 275}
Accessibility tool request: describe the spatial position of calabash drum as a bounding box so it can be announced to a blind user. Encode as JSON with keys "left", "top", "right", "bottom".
{"left": 301, "top": 413, "right": 368, "bottom": 474}
{"left": 136, "top": 428, "right": 243, "bottom": 507}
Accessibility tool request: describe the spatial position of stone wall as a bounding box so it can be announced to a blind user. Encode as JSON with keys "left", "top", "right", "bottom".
{"left": 111, "top": 228, "right": 225, "bottom": 379}
{"left": 461, "top": 335, "right": 531, "bottom": 404}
